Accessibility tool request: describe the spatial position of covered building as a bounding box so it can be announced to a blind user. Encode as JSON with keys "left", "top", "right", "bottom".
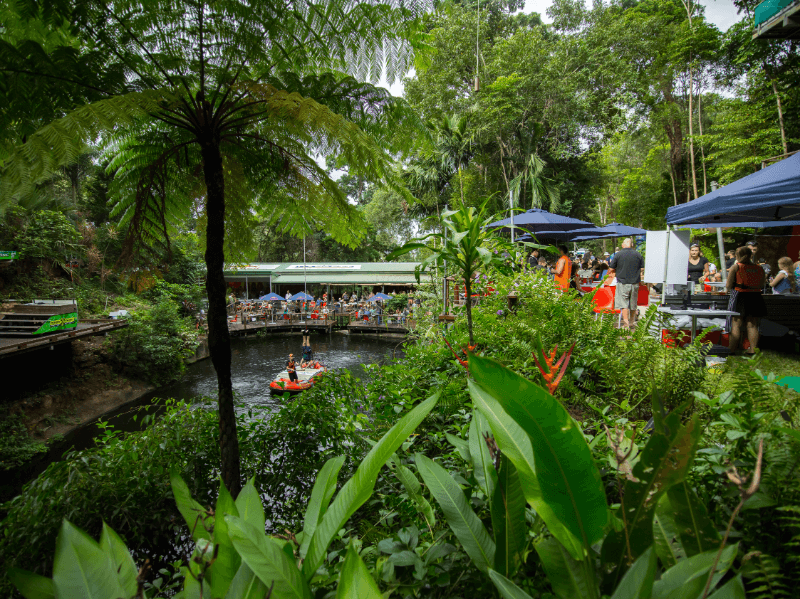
{"left": 753, "top": 0, "right": 800, "bottom": 39}
{"left": 223, "top": 262, "right": 433, "bottom": 299}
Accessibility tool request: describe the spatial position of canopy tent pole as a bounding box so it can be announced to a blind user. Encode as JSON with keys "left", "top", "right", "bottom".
{"left": 661, "top": 226, "right": 671, "bottom": 305}
{"left": 303, "top": 236, "right": 307, "bottom": 297}
{"left": 245, "top": 275, "right": 249, "bottom": 299}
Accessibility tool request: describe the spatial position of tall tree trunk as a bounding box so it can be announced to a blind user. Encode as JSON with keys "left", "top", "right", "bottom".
{"left": 663, "top": 87, "right": 686, "bottom": 203}
{"left": 697, "top": 91, "right": 708, "bottom": 195}
{"left": 766, "top": 67, "right": 788, "bottom": 155}
{"left": 464, "top": 276, "right": 474, "bottom": 347}
{"left": 688, "top": 67, "right": 698, "bottom": 200}
{"left": 201, "top": 138, "right": 241, "bottom": 498}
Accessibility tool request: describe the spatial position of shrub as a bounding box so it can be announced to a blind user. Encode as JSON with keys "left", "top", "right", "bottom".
{"left": 108, "top": 299, "right": 199, "bottom": 385}
{"left": 0, "top": 410, "right": 47, "bottom": 470}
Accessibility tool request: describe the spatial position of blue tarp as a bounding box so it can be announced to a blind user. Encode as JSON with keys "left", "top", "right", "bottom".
{"left": 666, "top": 153, "right": 800, "bottom": 227}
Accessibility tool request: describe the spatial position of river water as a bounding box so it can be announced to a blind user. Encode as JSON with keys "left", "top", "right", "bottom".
{"left": 2, "top": 333, "right": 403, "bottom": 502}
{"left": 159, "top": 332, "right": 403, "bottom": 409}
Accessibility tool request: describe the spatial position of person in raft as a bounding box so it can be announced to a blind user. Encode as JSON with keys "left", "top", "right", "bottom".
{"left": 287, "top": 354, "right": 298, "bottom": 382}
{"left": 553, "top": 245, "right": 572, "bottom": 291}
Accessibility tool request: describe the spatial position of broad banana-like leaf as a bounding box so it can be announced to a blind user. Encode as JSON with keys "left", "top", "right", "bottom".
{"left": 445, "top": 432, "right": 472, "bottom": 462}
{"left": 609, "top": 546, "right": 656, "bottom": 599}
{"left": 468, "top": 377, "right": 583, "bottom": 560}
{"left": 468, "top": 354, "right": 607, "bottom": 556}
{"left": 301, "top": 393, "right": 439, "bottom": 579}
{"left": 211, "top": 479, "right": 242, "bottom": 598}
{"left": 227, "top": 516, "right": 312, "bottom": 599}
{"left": 170, "top": 470, "right": 212, "bottom": 541}
{"left": 491, "top": 455, "right": 526, "bottom": 578}
{"left": 666, "top": 482, "right": 720, "bottom": 556}
{"left": 226, "top": 562, "right": 270, "bottom": 599}
{"left": 469, "top": 409, "right": 497, "bottom": 498}
{"left": 535, "top": 537, "right": 600, "bottom": 599}
{"left": 488, "top": 569, "right": 535, "bottom": 599}
{"left": 651, "top": 543, "right": 738, "bottom": 599}
{"left": 601, "top": 412, "right": 701, "bottom": 591}
{"left": 235, "top": 477, "right": 266, "bottom": 533}
{"left": 707, "top": 575, "right": 745, "bottom": 599}
{"left": 336, "top": 543, "right": 382, "bottom": 599}
{"left": 98, "top": 523, "right": 138, "bottom": 597}
{"left": 7, "top": 568, "right": 55, "bottom": 599}
{"left": 394, "top": 461, "right": 436, "bottom": 527}
{"left": 653, "top": 497, "right": 685, "bottom": 568}
{"left": 52, "top": 520, "right": 129, "bottom": 599}
{"left": 416, "top": 454, "right": 496, "bottom": 573}
{"left": 299, "top": 456, "right": 346, "bottom": 559}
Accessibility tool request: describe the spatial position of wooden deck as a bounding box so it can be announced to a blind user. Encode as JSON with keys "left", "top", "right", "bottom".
{"left": 0, "top": 319, "right": 128, "bottom": 358}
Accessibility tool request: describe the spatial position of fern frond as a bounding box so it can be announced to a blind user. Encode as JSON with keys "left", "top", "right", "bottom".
{"left": 744, "top": 552, "right": 792, "bottom": 599}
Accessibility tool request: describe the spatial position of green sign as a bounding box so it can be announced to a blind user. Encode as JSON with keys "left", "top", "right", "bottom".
{"left": 0, "top": 251, "right": 19, "bottom": 260}
{"left": 34, "top": 312, "right": 79, "bottom": 335}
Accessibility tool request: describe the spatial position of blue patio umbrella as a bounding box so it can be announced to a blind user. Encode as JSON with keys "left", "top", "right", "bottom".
{"left": 258, "top": 292, "right": 284, "bottom": 301}
{"left": 488, "top": 208, "right": 595, "bottom": 240}
{"left": 373, "top": 292, "right": 391, "bottom": 300}
{"left": 288, "top": 292, "right": 314, "bottom": 301}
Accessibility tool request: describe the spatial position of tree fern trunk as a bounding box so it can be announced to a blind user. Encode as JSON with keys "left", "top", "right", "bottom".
{"left": 202, "top": 140, "right": 241, "bottom": 498}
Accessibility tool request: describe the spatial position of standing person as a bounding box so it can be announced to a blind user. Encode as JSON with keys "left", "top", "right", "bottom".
{"left": 554, "top": 245, "right": 572, "bottom": 292}
{"left": 726, "top": 246, "right": 767, "bottom": 355}
{"left": 687, "top": 243, "right": 709, "bottom": 286}
{"left": 609, "top": 238, "right": 644, "bottom": 329}
{"left": 746, "top": 240, "right": 758, "bottom": 261}
{"left": 527, "top": 249, "right": 540, "bottom": 268}
{"left": 286, "top": 353, "right": 298, "bottom": 382}
{"left": 725, "top": 250, "right": 736, "bottom": 269}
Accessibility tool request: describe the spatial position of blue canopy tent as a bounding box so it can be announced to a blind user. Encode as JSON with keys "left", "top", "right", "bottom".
{"left": 288, "top": 292, "right": 314, "bottom": 302}
{"left": 666, "top": 152, "right": 800, "bottom": 227}
{"left": 258, "top": 292, "right": 284, "bottom": 301}
{"left": 570, "top": 223, "right": 647, "bottom": 242}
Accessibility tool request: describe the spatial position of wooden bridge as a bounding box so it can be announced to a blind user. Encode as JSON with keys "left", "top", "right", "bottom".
{"left": 0, "top": 319, "right": 128, "bottom": 359}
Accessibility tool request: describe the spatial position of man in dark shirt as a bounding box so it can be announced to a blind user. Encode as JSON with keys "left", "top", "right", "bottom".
{"left": 609, "top": 238, "right": 644, "bottom": 329}
{"left": 287, "top": 354, "right": 298, "bottom": 382}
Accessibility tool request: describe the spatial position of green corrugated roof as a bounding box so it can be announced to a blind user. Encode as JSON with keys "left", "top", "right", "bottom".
{"left": 272, "top": 273, "right": 430, "bottom": 284}
{"left": 224, "top": 262, "right": 422, "bottom": 276}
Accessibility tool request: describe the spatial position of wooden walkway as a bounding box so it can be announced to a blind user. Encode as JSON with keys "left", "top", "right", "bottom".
{"left": 0, "top": 319, "right": 128, "bottom": 358}
{"left": 227, "top": 315, "right": 412, "bottom": 337}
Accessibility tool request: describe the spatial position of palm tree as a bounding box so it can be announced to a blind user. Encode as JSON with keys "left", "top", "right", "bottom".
{"left": 388, "top": 200, "right": 510, "bottom": 348}
{"left": 1, "top": 0, "right": 425, "bottom": 496}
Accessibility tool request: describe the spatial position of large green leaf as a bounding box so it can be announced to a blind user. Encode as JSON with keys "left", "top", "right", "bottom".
{"left": 653, "top": 497, "right": 685, "bottom": 568}
{"left": 302, "top": 393, "right": 439, "bottom": 579}
{"left": 665, "top": 483, "right": 720, "bottom": 556}
{"left": 601, "top": 412, "right": 701, "bottom": 591}
{"left": 235, "top": 477, "right": 266, "bottom": 534}
{"left": 394, "top": 461, "right": 436, "bottom": 528}
{"left": 491, "top": 455, "right": 526, "bottom": 578}
{"left": 468, "top": 354, "right": 607, "bottom": 554}
{"left": 415, "top": 453, "right": 496, "bottom": 573}
{"left": 98, "top": 523, "right": 137, "bottom": 597}
{"left": 226, "top": 563, "right": 270, "bottom": 599}
{"left": 212, "top": 479, "right": 242, "bottom": 598}
{"left": 488, "top": 569, "right": 535, "bottom": 599}
{"left": 535, "top": 537, "right": 599, "bottom": 599}
{"left": 299, "top": 456, "right": 345, "bottom": 559}
{"left": 469, "top": 408, "right": 497, "bottom": 499}
{"left": 610, "top": 546, "right": 656, "bottom": 599}
{"left": 336, "top": 543, "right": 382, "bottom": 599}
{"left": 468, "top": 377, "right": 583, "bottom": 560}
{"left": 227, "top": 516, "right": 312, "bottom": 599}
{"left": 7, "top": 569, "right": 55, "bottom": 599}
{"left": 445, "top": 432, "right": 471, "bottom": 462}
{"left": 51, "top": 520, "right": 128, "bottom": 599}
{"left": 170, "top": 470, "right": 212, "bottom": 541}
{"left": 707, "top": 575, "right": 745, "bottom": 599}
{"left": 651, "top": 543, "right": 738, "bottom": 599}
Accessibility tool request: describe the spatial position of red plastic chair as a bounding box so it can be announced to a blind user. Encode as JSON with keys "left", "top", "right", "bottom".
{"left": 592, "top": 287, "right": 620, "bottom": 319}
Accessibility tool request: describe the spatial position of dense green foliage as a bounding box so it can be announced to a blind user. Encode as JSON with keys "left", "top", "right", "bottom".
{"left": 0, "top": 410, "right": 47, "bottom": 470}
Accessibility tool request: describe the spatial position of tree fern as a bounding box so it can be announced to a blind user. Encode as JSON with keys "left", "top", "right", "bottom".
{"left": 745, "top": 552, "right": 792, "bottom": 599}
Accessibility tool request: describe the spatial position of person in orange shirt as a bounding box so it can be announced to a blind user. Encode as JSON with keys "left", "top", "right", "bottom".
{"left": 554, "top": 245, "right": 572, "bottom": 291}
